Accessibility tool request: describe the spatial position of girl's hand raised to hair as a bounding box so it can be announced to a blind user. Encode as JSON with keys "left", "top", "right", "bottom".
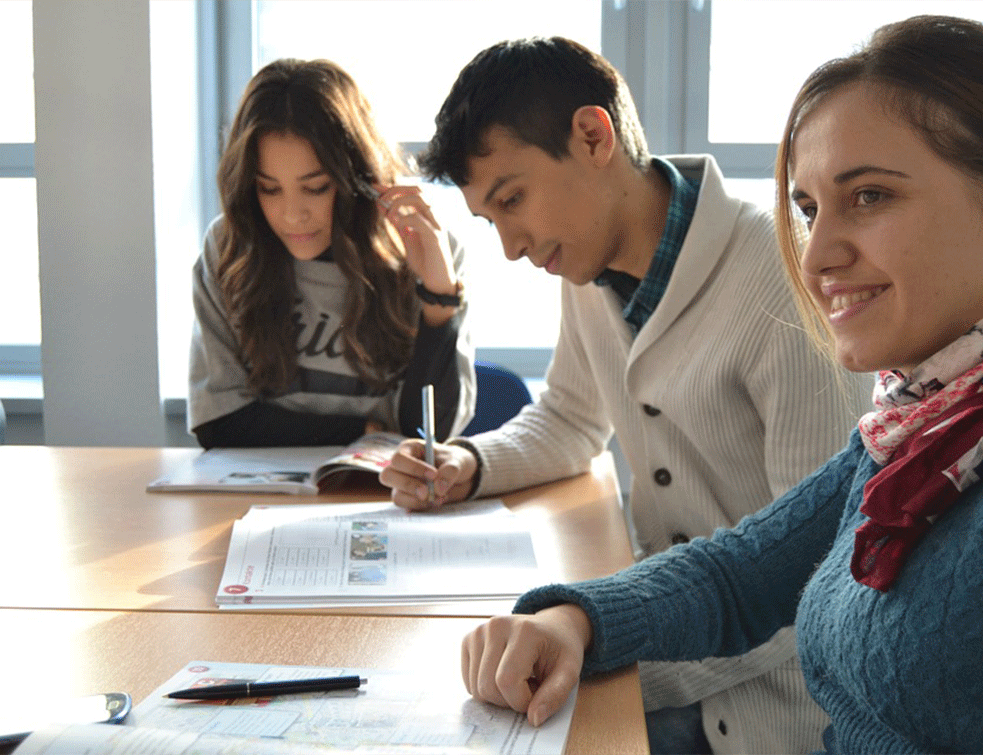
{"left": 379, "top": 438, "right": 477, "bottom": 510}
{"left": 374, "top": 185, "right": 459, "bottom": 325}
{"left": 462, "top": 604, "right": 593, "bottom": 727}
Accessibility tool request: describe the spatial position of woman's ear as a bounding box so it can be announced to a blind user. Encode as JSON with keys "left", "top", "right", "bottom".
{"left": 569, "top": 105, "right": 617, "bottom": 167}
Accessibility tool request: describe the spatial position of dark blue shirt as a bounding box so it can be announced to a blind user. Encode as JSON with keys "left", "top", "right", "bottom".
{"left": 595, "top": 157, "right": 699, "bottom": 337}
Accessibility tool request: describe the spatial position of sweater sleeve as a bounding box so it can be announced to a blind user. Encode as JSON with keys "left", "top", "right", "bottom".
{"left": 192, "top": 401, "right": 369, "bottom": 449}
{"left": 397, "top": 315, "right": 464, "bottom": 442}
{"left": 187, "top": 221, "right": 256, "bottom": 431}
{"left": 397, "top": 232, "right": 476, "bottom": 441}
{"left": 514, "top": 431, "right": 864, "bottom": 676}
{"left": 465, "top": 282, "right": 613, "bottom": 497}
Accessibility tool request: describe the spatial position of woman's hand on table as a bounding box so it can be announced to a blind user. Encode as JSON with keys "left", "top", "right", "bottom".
{"left": 461, "top": 604, "right": 593, "bottom": 727}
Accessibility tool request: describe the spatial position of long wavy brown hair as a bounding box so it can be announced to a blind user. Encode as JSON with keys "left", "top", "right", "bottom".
{"left": 217, "top": 58, "right": 418, "bottom": 396}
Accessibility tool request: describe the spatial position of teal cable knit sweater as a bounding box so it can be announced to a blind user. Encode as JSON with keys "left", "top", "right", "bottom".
{"left": 516, "top": 430, "right": 983, "bottom": 753}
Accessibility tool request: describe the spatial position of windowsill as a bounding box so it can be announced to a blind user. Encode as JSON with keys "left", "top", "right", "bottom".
{"left": 2, "top": 378, "right": 547, "bottom": 418}
{"left": 0, "top": 375, "right": 43, "bottom": 413}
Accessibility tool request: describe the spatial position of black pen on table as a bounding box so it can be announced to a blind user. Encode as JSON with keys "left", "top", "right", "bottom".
{"left": 166, "top": 675, "right": 366, "bottom": 700}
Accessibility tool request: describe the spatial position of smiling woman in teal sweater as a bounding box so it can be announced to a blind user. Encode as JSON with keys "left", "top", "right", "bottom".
{"left": 460, "top": 15, "right": 983, "bottom": 754}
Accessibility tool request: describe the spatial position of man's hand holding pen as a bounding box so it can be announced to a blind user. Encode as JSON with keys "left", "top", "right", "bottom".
{"left": 380, "top": 439, "right": 478, "bottom": 511}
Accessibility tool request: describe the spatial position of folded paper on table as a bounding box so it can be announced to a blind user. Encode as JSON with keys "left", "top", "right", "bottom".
{"left": 13, "top": 660, "right": 576, "bottom": 754}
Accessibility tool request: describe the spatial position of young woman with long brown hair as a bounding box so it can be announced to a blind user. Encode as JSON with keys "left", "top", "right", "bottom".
{"left": 188, "top": 58, "right": 475, "bottom": 448}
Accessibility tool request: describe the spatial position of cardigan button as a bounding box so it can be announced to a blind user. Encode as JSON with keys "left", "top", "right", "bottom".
{"left": 653, "top": 468, "right": 672, "bottom": 486}
{"left": 642, "top": 404, "right": 661, "bottom": 417}
{"left": 718, "top": 719, "right": 728, "bottom": 735}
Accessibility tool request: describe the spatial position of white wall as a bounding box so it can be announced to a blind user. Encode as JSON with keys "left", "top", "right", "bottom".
{"left": 33, "top": 0, "right": 164, "bottom": 446}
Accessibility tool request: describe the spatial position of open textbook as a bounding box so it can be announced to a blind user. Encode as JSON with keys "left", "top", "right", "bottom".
{"left": 13, "top": 660, "right": 576, "bottom": 754}
{"left": 146, "top": 432, "right": 404, "bottom": 495}
{"left": 216, "top": 499, "right": 540, "bottom": 607}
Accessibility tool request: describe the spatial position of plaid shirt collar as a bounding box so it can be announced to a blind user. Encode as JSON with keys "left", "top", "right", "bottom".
{"left": 595, "top": 157, "right": 699, "bottom": 337}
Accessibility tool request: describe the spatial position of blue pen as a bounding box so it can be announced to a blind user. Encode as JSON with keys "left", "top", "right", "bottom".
{"left": 421, "top": 384, "right": 435, "bottom": 502}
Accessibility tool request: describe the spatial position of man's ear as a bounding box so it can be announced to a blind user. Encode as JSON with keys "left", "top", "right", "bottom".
{"left": 569, "top": 105, "right": 616, "bottom": 166}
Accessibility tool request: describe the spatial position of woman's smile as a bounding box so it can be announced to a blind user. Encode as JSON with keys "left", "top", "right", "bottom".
{"left": 826, "top": 284, "right": 889, "bottom": 323}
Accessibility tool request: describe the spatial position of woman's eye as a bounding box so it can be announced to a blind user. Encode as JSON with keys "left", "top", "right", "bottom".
{"left": 257, "top": 184, "right": 279, "bottom": 196}
{"left": 306, "top": 184, "right": 331, "bottom": 196}
{"left": 857, "top": 189, "right": 882, "bottom": 206}
{"left": 796, "top": 204, "right": 817, "bottom": 228}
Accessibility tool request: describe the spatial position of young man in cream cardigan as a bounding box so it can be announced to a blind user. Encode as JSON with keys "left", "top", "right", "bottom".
{"left": 380, "top": 37, "right": 869, "bottom": 755}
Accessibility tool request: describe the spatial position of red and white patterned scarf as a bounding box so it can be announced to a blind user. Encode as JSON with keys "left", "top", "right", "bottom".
{"left": 853, "top": 322, "right": 983, "bottom": 591}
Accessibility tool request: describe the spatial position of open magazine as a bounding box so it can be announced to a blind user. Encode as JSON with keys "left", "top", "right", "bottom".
{"left": 13, "top": 660, "right": 576, "bottom": 754}
{"left": 216, "top": 499, "right": 540, "bottom": 607}
{"left": 146, "top": 432, "right": 403, "bottom": 495}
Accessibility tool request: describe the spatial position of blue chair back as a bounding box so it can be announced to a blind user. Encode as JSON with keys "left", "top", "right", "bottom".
{"left": 462, "top": 362, "right": 533, "bottom": 436}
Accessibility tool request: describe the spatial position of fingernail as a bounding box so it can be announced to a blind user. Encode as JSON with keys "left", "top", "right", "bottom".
{"left": 529, "top": 706, "right": 542, "bottom": 727}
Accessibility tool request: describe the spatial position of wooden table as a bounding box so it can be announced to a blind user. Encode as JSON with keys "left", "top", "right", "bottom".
{"left": 0, "top": 446, "right": 631, "bottom": 615}
{"left": 0, "top": 609, "right": 647, "bottom": 755}
{"left": 0, "top": 446, "right": 647, "bottom": 753}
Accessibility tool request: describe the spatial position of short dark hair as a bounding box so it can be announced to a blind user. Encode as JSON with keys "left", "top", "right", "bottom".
{"left": 420, "top": 36, "right": 648, "bottom": 185}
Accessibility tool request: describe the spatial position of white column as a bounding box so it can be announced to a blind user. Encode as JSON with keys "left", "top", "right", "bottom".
{"left": 33, "top": 0, "right": 164, "bottom": 445}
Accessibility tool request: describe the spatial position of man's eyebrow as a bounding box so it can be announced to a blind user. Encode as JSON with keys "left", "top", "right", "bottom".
{"left": 791, "top": 165, "right": 911, "bottom": 201}
{"left": 483, "top": 173, "right": 520, "bottom": 206}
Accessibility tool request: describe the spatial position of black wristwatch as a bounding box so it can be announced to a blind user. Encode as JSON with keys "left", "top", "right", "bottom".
{"left": 416, "top": 281, "right": 463, "bottom": 307}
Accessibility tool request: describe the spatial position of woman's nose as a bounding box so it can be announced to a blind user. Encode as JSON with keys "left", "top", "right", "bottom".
{"left": 799, "top": 211, "right": 855, "bottom": 277}
{"left": 283, "top": 196, "right": 310, "bottom": 225}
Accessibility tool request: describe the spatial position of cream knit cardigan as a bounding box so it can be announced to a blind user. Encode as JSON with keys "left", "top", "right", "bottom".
{"left": 464, "top": 155, "right": 872, "bottom": 754}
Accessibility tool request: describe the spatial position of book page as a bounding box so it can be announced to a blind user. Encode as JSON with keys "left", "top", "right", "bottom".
{"left": 146, "top": 434, "right": 403, "bottom": 495}
{"left": 147, "top": 446, "right": 344, "bottom": 495}
{"left": 15, "top": 661, "right": 576, "bottom": 754}
{"left": 313, "top": 432, "right": 405, "bottom": 481}
{"left": 216, "top": 500, "right": 540, "bottom": 605}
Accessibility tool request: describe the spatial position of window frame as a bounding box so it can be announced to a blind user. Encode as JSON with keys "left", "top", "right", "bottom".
{"left": 200, "top": 0, "right": 665, "bottom": 380}
{"left": 0, "top": 142, "right": 40, "bottom": 381}
{"left": 3, "top": 0, "right": 780, "bottom": 434}
{"left": 678, "top": 0, "right": 782, "bottom": 179}
{"left": 0, "top": 0, "right": 708, "bottom": 394}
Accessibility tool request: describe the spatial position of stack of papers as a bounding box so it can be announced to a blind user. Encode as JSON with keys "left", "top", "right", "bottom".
{"left": 16, "top": 660, "right": 576, "bottom": 754}
{"left": 216, "top": 500, "right": 541, "bottom": 607}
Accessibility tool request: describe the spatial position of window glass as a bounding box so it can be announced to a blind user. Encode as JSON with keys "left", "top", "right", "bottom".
{"left": 708, "top": 0, "right": 983, "bottom": 144}
{"left": 0, "top": 1, "right": 39, "bottom": 355}
{"left": 150, "top": 0, "right": 200, "bottom": 399}
{"left": 424, "top": 182, "right": 560, "bottom": 350}
{"left": 254, "top": 0, "right": 603, "bottom": 352}
{"left": 0, "top": 0, "right": 35, "bottom": 143}
{"left": 0, "top": 179, "right": 41, "bottom": 345}
{"left": 723, "top": 178, "right": 775, "bottom": 213}
{"left": 255, "top": 0, "right": 602, "bottom": 143}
